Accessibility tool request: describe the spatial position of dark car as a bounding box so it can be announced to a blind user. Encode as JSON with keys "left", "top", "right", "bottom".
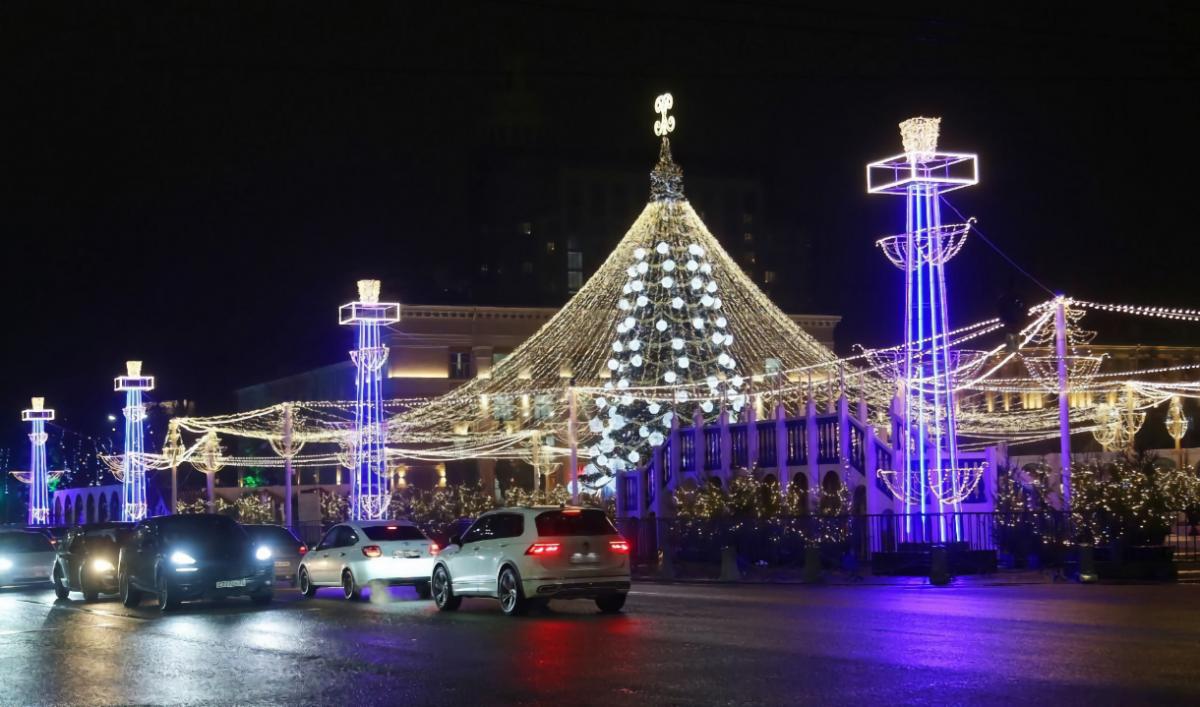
{"left": 118, "top": 514, "right": 275, "bottom": 612}
{"left": 241, "top": 524, "right": 306, "bottom": 583}
{"left": 429, "top": 518, "right": 476, "bottom": 551}
{"left": 53, "top": 522, "right": 134, "bottom": 600}
{"left": 0, "top": 531, "right": 56, "bottom": 587}
{"left": 29, "top": 526, "right": 71, "bottom": 550}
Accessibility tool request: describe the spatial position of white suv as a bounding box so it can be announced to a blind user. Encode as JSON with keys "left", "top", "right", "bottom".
{"left": 431, "top": 507, "right": 631, "bottom": 616}
{"left": 297, "top": 520, "right": 438, "bottom": 600}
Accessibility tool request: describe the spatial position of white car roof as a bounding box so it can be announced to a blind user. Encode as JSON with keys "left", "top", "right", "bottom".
{"left": 349, "top": 519, "right": 418, "bottom": 528}
{"left": 483, "top": 506, "right": 594, "bottom": 517}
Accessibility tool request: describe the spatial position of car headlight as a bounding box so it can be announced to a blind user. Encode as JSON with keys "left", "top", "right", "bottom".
{"left": 255, "top": 546, "right": 272, "bottom": 561}
{"left": 0, "top": 558, "right": 12, "bottom": 571}
{"left": 92, "top": 558, "right": 115, "bottom": 573}
{"left": 169, "top": 551, "right": 196, "bottom": 566}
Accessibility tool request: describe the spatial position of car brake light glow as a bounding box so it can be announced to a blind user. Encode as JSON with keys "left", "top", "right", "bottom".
{"left": 298, "top": 545, "right": 308, "bottom": 556}
{"left": 429, "top": 543, "right": 440, "bottom": 556}
{"left": 609, "top": 539, "right": 631, "bottom": 554}
{"left": 561, "top": 508, "right": 581, "bottom": 515}
{"left": 386, "top": 526, "right": 398, "bottom": 530}
{"left": 362, "top": 545, "right": 383, "bottom": 558}
{"left": 526, "top": 542, "right": 561, "bottom": 556}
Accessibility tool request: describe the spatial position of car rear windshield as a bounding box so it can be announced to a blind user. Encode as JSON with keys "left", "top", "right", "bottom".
{"left": 243, "top": 525, "right": 301, "bottom": 549}
{"left": 362, "top": 525, "right": 426, "bottom": 542}
{"left": 535, "top": 510, "right": 617, "bottom": 537}
{"left": 0, "top": 532, "right": 54, "bottom": 553}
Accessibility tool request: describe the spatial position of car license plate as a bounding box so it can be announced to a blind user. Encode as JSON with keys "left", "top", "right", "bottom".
{"left": 394, "top": 550, "right": 420, "bottom": 559}
{"left": 216, "top": 579, "right": 247, "bottom": 589}
{"left": 274, "top": 561, "right": 290, "bottom": 569}
{"left": 570, "top": 553, "right": 599, "bottom": 565}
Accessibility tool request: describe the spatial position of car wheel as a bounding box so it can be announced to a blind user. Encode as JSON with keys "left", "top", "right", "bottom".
{"left": 80, "top": 569, "right": 99, "bottom": 602}
{"left": 298, "top": 567, "right": 317, "bottom": 598}
{"left": 595, "top": 593, "right": 627, "bottom": 613}
{"left": 120, "top": 570, "right": 142, "bottom": 608}
{"left": 415, "top": 580, "right": 432, "bottom": 600}
{"left": 250, "top": 589, "right": 273, "bottom": 606}
{"left": 53, "top": 565, "right": 70, "bottom": 600}
{"left": 432, "top": 565, "right": 460, "bottom": 611}
{"left": 342, "top": 569, "right": 362, "bottom": 601}
{"left": 498, "top": 567, "right": 527, "bottom": 617}
{"left": 157, "top": 573, "right": 180, "bottom": 612}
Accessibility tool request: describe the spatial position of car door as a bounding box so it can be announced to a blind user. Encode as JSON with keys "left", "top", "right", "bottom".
{"left": 477, "top": 513, "right": 524, "bottom": 595}
{"left": 453, "top": 516, "right": 496, "bottom": 594}
{"left": 308, "top": 526, "right": 342, "bottom": 584}
{"left": 59, "top": 530, "right": 81, "bottom": 588}
{"left": 128, "top": 522, "right": 157, "bottom": 590}
{"left": 333, "top": 526, "right": 359, "bottom": 576}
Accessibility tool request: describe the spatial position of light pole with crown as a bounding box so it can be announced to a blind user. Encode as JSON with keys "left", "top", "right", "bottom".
{"left": 868, "top": 117, "right": 980, "bottom": 542}
{"left": 339, "top": 280, "right": 400, "bottom": 520}
{"left": 115, "top": 361, "right": 155, "bottom": 521}
{"left": 16, "top": 398, "right": 58, "bottom": 525}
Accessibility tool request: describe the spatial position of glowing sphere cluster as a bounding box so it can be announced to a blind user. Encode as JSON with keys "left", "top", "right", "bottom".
{"left": 590, "top": 240, "right": 745, "bottom": 473}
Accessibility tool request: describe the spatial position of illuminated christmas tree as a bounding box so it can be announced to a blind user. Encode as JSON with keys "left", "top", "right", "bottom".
{"left": 590, "top": 104, "right": 745, "bottom": 474}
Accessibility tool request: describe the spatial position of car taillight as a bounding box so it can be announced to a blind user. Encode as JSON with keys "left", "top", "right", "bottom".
{"left": 608, "top": 539, "right": 630, "bottom": 554}
{"left": 429, "top": 543, "right": 440, "bottom": 556}
{"left": 525, "top": 542, "right": 561, "bottom": 556}
{"left": 362, "top": 545, "right": 383, "bottom": 558}
{"left": 298, "top": 545, "right": 308, "bottom": 556}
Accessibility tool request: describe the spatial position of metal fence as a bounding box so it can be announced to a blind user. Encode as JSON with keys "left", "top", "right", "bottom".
{"left": 615, "top": 511, "right": 1199, "bottom": 570}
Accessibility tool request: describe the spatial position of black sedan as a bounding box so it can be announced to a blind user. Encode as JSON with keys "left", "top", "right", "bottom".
{"left": 118, "top": 514, "right": 274, "bottom": 612}
{"left": 241, "top": 524, "right": 306, "bottom": 583}
{"left": 53, "top": 522, "right": 134, "bottom": 600}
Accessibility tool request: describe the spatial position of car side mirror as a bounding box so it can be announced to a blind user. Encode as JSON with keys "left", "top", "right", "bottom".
{"left": 449, "top": 535, "right": 462, "bottom": 547}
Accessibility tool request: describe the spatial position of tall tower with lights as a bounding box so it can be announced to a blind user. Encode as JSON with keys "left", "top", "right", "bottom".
{"left": 115, "top": 361, "right": 155, "bottom": 522}
{"left": 21, "top": 398, "right": 56, "bottom": 525}
{"left": 868, "top": 117, "right": 979, "bottom": 540}
{"left": 339, "top": 280, "right": 400, "bottom": 520}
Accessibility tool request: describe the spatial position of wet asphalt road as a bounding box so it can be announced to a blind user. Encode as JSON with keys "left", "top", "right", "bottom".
{"left": 1, "top": 581, "right": 1199, "bottom": 706}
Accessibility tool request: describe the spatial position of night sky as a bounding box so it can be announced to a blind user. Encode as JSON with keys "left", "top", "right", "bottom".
{"left": 4, "top": 2, "right": 1199, "bottom": 448}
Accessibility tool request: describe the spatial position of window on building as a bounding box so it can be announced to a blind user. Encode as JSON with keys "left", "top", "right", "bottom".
{"left": 567, "top": 251, "right": 582, "bottom": 270}
{"left": 567, "top": 271, "right": 583, "bottom": 292}
{"left": 519, "top": 221, "right": 533, "bottom": 235}
{"left": 764, "top": 270, "right": 776, "bottom": 284}
{"left": 449, "top": 351, "right": 472, "bottom": 380}
{"left": 743, "top": 231, "right": 753, "bottom": 243}
{"left": 546, "top": 241, "right": 556, "bottom": 253}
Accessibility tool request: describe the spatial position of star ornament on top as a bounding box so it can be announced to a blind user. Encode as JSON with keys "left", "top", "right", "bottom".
{"left": 654, "top": 93, "right": 676, "bottom": 137}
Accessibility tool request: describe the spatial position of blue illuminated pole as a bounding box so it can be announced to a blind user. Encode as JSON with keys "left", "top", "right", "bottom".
{"left": 21, "top": 398, "right": 55, "bottom": 526}
{"left": 868, "top": 117, "right": 978, "bottom": 543}
{"left": 338, "top": 280, "right": 400, "bottom": 521}
{"left": 115, "top": 361, "right": 155, "bottom": 522}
